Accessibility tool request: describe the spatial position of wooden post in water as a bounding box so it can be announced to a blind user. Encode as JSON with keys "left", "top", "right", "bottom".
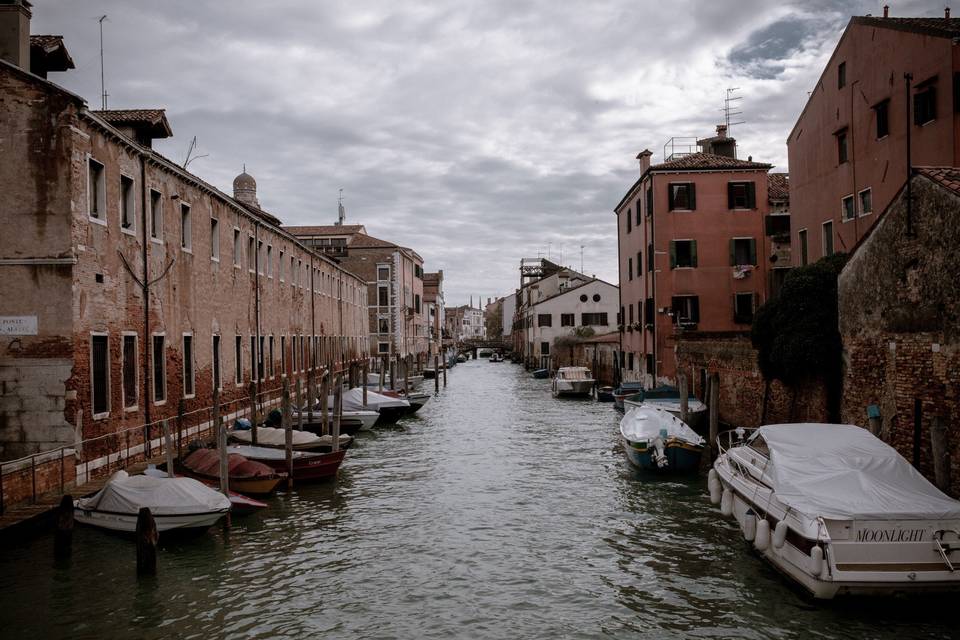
{"left": 379, "top": 357, "right": 386, "bottom": 392}
{"left": 333, "top": 373, "right": 343, "bottom": 453}
{"left": 434, "top": 355, "right": 440, "bottom": 393}
{"left": 442, "top": 356, "right": 447, "bottom": 387}
{"left": 295, "top": 378, "right": 304, "bottom": 432}
{"left": 54, "top": 494, "right": 74, "bottom": 559}
{"left": 136, "top": 507, "right": 158, "bottom": 576}
{"left": 930, "top": 415, "right": 951, "bottom": 492}
{"left": 404, "top": 356, "right": 410, "bottom": 393}
{"left": 306, "top": 370, "right": 315, "bottom": 427}
{"left": 282, "top": 378, "right": 294, "bottom": 489}
{"left": 162, "top": 419, "right": 175, "bottom": 478}
{"left": 362, "top": 361, "right": 369, "bottom": 407}
{"left": 216, "top": 413, "right": 229, "bottom": 498}
{"left": 321, "top": 374, "right": 330, "bottom": 436}
{"left": 678, "top": 374, "right": 689, "bottom": 424}
{"left": 176, "top": 398, "right": 185, "bottom": 459}
{"left": 389, "top": 356, "right": 396, "bottom": 390}
{"left": 248, "top": 381, "right": 258, "bottom": 445}
{"left": 708, "top": 372, "right": 720, "bottom": 458}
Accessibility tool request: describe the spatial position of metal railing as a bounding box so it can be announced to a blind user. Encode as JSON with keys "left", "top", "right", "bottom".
{"left": 716, "top": 427, "right": 757, "bottom": 456}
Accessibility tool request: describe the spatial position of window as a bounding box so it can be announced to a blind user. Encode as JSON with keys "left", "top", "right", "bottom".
{"left": 734, "top": 293, "right": 755, "bottom": 324}
{"left": 628, "top": 352, "right": 635, "bottom": 371}
{"left": 258, "top": 336, "right": 265, "bottom": 380}
{"left": 280, "top": 335, "right": 286, "bottom": 375}
{"left": 415, "top": 294, "right": 421, "bottom": 314}
{"left": 914, "top": 82, "right": 937, "bottom": 125}
{"left": 670, "top": 240, "right": 697, "bottom": 268}
{"left": 635, "top": 202, "right": 641, "bottom": 226}
{"left": 250, "top": 336, "right": 256, "bottom": 382}
{"left": 122, "top": 334, "right": 137, "bottom": 409}
{"left": 248, "top": 236, "right": 255, "bottom": 271}
{"left": 561, "top": 313, "right": 575, "bottom": 327}
{"left": 257, "top": 241, "right": 264, "bottom": 275}
{"left": 183, "top": 335, "right": 195, "bottom": 397}
{"left": 538, "top": 314, "right": 552, "bottom": 327}
{"left": 730, "top": 238, "right": 757, "bottom": 266}
{"left": 268, "top": 335, "right": 274, "bottom": 377}
{"left": 645, "top": 187, "right": 653, "bottom": 217}
{"left": 644, "top": 297, "right": 654, "bottom": 325}
{"left": 671, "top": 296, "right": 700, "bottom": 325}
{"left": 841, "top": 194, "right": 855, "bottom": 221}
{"left": 378, "top": 318, "right": 390, "bottom": 334}
{"left": 90, "top": 334, "right": 110, "bottom": 417}
{"left": 233, "top": 229, "right": 241, "bottom": 267}
{"left": 378, "top": 342, "right": 390, "bottom": 354}
{"left": 152, "top": 334, "right": 166, "bottom": 403}
{"left": 765, "top": 214, "right": 791, "bottom": 237}
{"left": 180, "top": 204, "right": 192, "bottom": 250}
{"left": 210, "top": 218, "right": 220, "bottom": 261}
{"left": 727, "top": 182, "right": 756, "bottom": 209}
{"left": 626, "top": 208, "right": 631, "bottom": 233}
{"left": 874, "top": 100, "right": 889, "bottom": 138}
{"left": 150, "top": 189, "right": 162, "bottom": 240}
{"left": 859, "top": 188, "right": 872, "bottom": 216}
{"left": 235, "top": 335, "right": 243, "bottom": 384}
{"left": 540, "top": 341, "right": 550, "bottom": 356}
{"left": 88, "top": 158, "right": 106, "bottom": 222}
{"left": 580, "top": 294, "right": 588, "bottom": 302}
{"left": 836, "top": 129, "right": 848, "bottom": 164}
{"left": 799, "top": 229, "right": 809, "bottom": 266}
{"left": 837, "top": 61, "right": 846, "bottom": 89}
{"left": 378, "top": 285, "right": 389, "bottom": 307}
{"left": 628, "top": 303, "right": 634, "bottom": 324}
{"left": 627, "top": 257, "right": 633, "bottom": 280}
{"left": 120, "top": 175, "right": 135, "bottom": 232}
{"left": 636, "top": 252, "right": 642, "bottom": 276}
{"left": 593, "top": 294, "right": 601, "bottom": 302}
{"left": 213, "top": 335, "right": 222, "bottom": 390}
{"left": 822, "top": 220, "right": 835, "bottom": 257}
{"left": 279, "top": 250, "right": 285, "bottom": 281}
{"left": 668, "top": 183, "right": 695, "bottom": 210}
{"left": 378, "top": 266, "right": 390, "bottom": 281}
{"left": 647, "top": 243, "right": 654, "bottom": 271}
{"left": 581, "top": 312, "right": 608, "bottom": 326}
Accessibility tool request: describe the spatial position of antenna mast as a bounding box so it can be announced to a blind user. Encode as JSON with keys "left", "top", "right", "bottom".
{"left": 721, "top": 87, "right": 745, "bottom": 134}
{"left": 580, "top": 245, "right": 584, "bottom": 273}
{"left": 98, "top": 15, "right": 109, "bottom": 110}
{"left": 337, "top": 188, "right": 345, "bottom": 225}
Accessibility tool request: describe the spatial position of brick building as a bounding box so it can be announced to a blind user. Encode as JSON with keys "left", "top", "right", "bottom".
{"left": 787, "top": 9, "right": 960, "bottom": 265}
{"left": 0, "top": 9, "right": 368, "bottom": 467}
{"left": 286, "top": 225, "right": 429, "bottom": 362}
{"left": 614, "top": 128, "right": 776, "bottom": 387}
{"left": 423, "top": 271, "right": 445, "bottom": 357}
{"left": 839, "top": 169, "right": 960, "bottom": 496}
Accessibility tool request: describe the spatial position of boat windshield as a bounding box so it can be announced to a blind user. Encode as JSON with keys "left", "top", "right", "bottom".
{"left": 747, "top": 434, "right": 770, "bottom": 458}
{"left": 559, "top": 369, "right": 591, "bottom": 380}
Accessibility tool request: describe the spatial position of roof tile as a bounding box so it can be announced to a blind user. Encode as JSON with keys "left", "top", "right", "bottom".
{"left": 650, "top": 152, "right": 772, "bottom": 172}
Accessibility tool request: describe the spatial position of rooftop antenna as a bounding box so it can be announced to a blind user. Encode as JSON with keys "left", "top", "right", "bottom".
{"left": 547, "top": 242, "right": 552, "bottom": 261}
{"left": 97, "top": 15, "right": 109, "bottom": 109}
{"left": 580, "top": 244, "right": 584, "bottom": 273}
{"left": 721, "top": 87, "right": 745, "bottom": 134}
{"left": 337, "top": 188, "right": 345, "bottom": 226}
{"left": 182, "top": 136, "right": 208, "bottom": 169}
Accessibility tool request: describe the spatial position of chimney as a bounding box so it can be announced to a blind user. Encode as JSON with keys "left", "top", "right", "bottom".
{"left": 716, "top": 124, "right": 728, "bottom": 139}
{"left": 883, "top": 5, "right": 889, "bottom": 17}
{"left": 946, "top": 7, "right": 951, "bottom": 18}
{"left": 637, "top": 149, "right": 653, "bottom": 176}
{"left": 0, "top": 0, "right": 32, "bottom": 70}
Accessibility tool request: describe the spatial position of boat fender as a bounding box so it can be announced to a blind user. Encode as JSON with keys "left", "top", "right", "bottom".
{"left": 707, "top": 469, "right": 720, "bottom": 494}
{"left": 742, "top": 508, "right": 757, "bottom": 542}
{"left": 709, "top": 483, "right": 722, "bottom": 505}
{"left": 754, "top": 519, "right": 770, "bottom": 552}
{"left": 809, "top": 546, "right": 824, "bottom": 577}
{"left": 720, "top": 487, "right": 733, "bottom": 517}
{"left": 773, "top": 521, "right": 788, "bottom": 550}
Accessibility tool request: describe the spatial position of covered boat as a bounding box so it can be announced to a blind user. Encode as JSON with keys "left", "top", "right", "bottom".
{"left": 620, "top": 406, "right": 705, "bottom": 473}
{"left": 612, "top": 381, "right": 644, "bottom": 412}
{"left": 712, "top": 423, "right": 960, "bottom": 598}
{"left": 623, "top": 385, "right": 707, "bottom": 431}
{"left": 229, "top": 425, "right": 352, "bottom": 451}
{"left": 334, "top": 387, "right": 410, "bottom": 424}
{"left": 181, "top": 448, "right": 283, "bottom": 495}
{"left": 551, "top": 366, "right": 595, "bottom": 397}
{"left": 74, "top": 471, "right": 230, "bottom": 533}
{"left": 228, "top": 445, "right": 346, "bottom": 482}
{"left": 144, "top": 465, "right": 267, "bottom": 515}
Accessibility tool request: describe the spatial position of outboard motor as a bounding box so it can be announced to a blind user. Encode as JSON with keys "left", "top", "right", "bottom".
{"left": 651, "top": 428, "right": 670, "bottom": 468}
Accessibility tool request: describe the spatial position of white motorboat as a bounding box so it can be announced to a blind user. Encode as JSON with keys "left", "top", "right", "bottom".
{"left": 623, "top": 386, "right": 708, "bottom": 431}
{"left": 229, "top": 425, "right": 351, "bottom": 450}
{"left": 620, "top": 406, "right": 705, "bottom": 473}
{"left": 551, "top": 366, "right": 595, "bottom": 397}
{"left": 711, "top": 423, "right": 960, "bottom": 599}
{"left": 74, "top": 470, "right": 230, "bottom": 534}
{"left": 336, "top": 387, "right": 410, "bottom": 424}
{"left": 295, "top": 406, "right": 380, "bottom": 431}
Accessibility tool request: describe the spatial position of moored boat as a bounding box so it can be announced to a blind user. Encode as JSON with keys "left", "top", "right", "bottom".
{"left": 336, "top": 387, "right": 410, "bottom": 424}
{"left": 228, "top": 445, "right": 347, "bottom": 482}
{"left": 619, "top": 406, "right": 705, "bottom": 473}
{"left": 712, "top": 423, "right": 960, "bottom": 599}
{"left": 423, "top": 367, "right": 437, "bottom": 378}
{"left": 551, "top": 366, "right": 595, "bottom": 397}
{"left": 144, "top": 465, "right": 268, "bottom": 515}
{"left": 596, "top": 386, "right": 615, "bottom": 402}
{"left": 623, "top": 385, "right": 707, "bottom": 432}
{"left": 612, "top": 381, "right": 644, "bottom": 412}
{"left": 180, "top": 448, "right": 283, "bottom": 495}
{"left": 531, "top": 368, "right": 549, "bottom": 379}
{"left": 229, "top": 425, "right": 352, "bottom": 452}
{"left": 74, "top": 470, "right": 231, "bottom": 534}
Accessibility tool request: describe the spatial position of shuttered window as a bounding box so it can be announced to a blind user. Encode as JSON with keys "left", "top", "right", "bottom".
{"left": 213, "top": 335, "right": 221, "bottom": 390}
{"left": 235, "top": 335, "right": 243, "bottom": 384}
{"left": 152, "top": 335, "right": 166, "bottom": 402}
{"left": 671, "top": 296, "right": 700, "bottom": 324}
{"left": 669, "top": 240, "right": 697, "bottom": 268}
{"left": 734, "top": 293, "right": 757, "bottom": 324}
{"left": 730, "top": 238, "right": 758, "bottom": 266}
{"left": 183, "top": 335, "right": 194, "bottom": 397}
{"left": 727, "top": 182, "right": 756, "bottom": 209}
{"left": 668, "top": 183, "right": 696, "bottom": 210}
{"left": 91, "top": 335, "right": 109, "bottom": 416}
{"left": 122, "top": 335, "right": 137, "bottom": 409}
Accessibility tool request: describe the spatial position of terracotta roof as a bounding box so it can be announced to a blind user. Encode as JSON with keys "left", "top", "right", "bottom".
{"left": 348, "top": 233, "right": 399, "bottom": 249}
{"left": 768, "top": 173, "right": 789, "bottom": 201}
{"left": 852, "top": 16, "right": 960, "bottom": 39}
{"left": 91, "top": 109, "right": 172, "bottom": 138}
{"left": 29, "top": 35, "right": 74, "bottom": 74}
{"left": 285, "top": 224, "right": 366, "bottom": 236}
{"left": 650, "top": 152, "right": 772, "bottom": 172}
{"left": 917, "top": 167, "right": 960, "bottom": 196}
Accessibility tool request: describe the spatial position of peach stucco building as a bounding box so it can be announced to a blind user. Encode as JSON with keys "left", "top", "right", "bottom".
{"left": 788, "top": 10, "right": 960, "bottom": 264}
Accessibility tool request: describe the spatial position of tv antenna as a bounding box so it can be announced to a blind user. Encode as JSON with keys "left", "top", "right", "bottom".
{"left": 721, "top": 87, "right": 746, "bottom": 133}
{"left": 182, "top": 136, "right": 208, "bottom": 169}
{"left": 580, "top": 244, "right": 584, "bottom": 273}
{"left": 97, "top": 15, "right": 109, "bottom": 109}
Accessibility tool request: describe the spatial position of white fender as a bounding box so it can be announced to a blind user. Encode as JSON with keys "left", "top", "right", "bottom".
{"left": 709, "top": 484, "right": 722, "bottom": 505}
{"left": 742, "top": 509, "right": 757, "bottom": 542}
{"left": 707, "top": 469, "right": 720, "bottom": 493}
{"left": 754, "top": 519, "right": 770, "bottom": 551}
{"left": 773, "top": 521, "right": 788, "bottom": 549}
{"left": 720, "top": 487, "right": 733, "bottom": 517}
{"left": 809, "top": 546, "right": 824, "bottom": 577}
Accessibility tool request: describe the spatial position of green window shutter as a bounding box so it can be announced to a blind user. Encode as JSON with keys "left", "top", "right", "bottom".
{"left": 729, "top": 239, "right": 736, "bottom": 266}
{"left": 691, "top": 240, "right": 698, "bottom": 267}
{"left": 727, "top": 183, "right": 735, "bottom": 209}
{"left": 689, "top": 184, "right": 697, "bottom": 210}
{"left": 748, "top": 238, "right": 757, "bottom": 265}
{"left": 732, "top": 294, "right": 738, "bottom": 323}
{"left": 691, "top": 297, "right": 700, "bottom": 322}
{"left": 667, "top": 185, "right": 675, "bottom": 211}
{"left": 747, "top": 182, "right": 757, "bottom": 209}
{"left": 669, "top": 241, "right": 677, "bottom": 269}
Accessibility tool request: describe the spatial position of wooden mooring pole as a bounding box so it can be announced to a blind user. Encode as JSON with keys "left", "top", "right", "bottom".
{"left": 678, "top": 373, "right": 689, "bottom": 424}
{"left": 136, "top": 507, "right": 158, "bottom": 576}
{"left": 434, "top": 355, "right": 440, "bottom": 393}
{"left": 54, "top": 494, "right": 74, "bottom": 559}
{"left": 248, "top": 381, "right": 258, "bottom": 445}
{"left": 162, "top": 419, "right": 175, "bottom": 478}
{"left": 930, "top": 415, "right": 951, "bottom": 492}
{"left": 333, "top": 373, "right": 343, "bottom": 453}
{"left": 295, "top": 378, "right": 304, "bottom": 432}
{"left": 708, "top": 373, "right": 720, "bottom": 458}
{"left": 283, "top": 378, "right": 294, "bottom": 489}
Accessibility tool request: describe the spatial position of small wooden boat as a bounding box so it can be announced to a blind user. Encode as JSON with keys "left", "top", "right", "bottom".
{"left": 532, "top": 368, "right": 549, "bottom": 379}
{"left": 180, "top": 448, "right": 283, "bottom": 495}
{"left": 378, "top": 389, "right": 430, "bottom": 414}
{"left": 489, "top": 353, "right": 503, "bottom": 362}
{"left": 552, "top": 366, "right": 595, "bottom": 397}
{"left": 620, "top": 406, "right": 705, "bottom": 473}
{"left": 623, "top": 385, "right": 708, "bottom": 433}
{"left": 456, "top": 354, "right": 467, "bottom": 363}
{"left": 229, "top": 426, "right": 352, "bottom": 452}
{"left": 423, "top": 367, "right": 437, "bottom": 378}
{"left": 613, "top": 381, "right": 644, "bottom": 412}
{"left": 596, "top": 386, "right": 615, "bottom": 402}
{"left": 74, "top": 471, "right": 231, "bottom": 534}
{"left": 228, "top": 445, "right": 346, "bottom": 482}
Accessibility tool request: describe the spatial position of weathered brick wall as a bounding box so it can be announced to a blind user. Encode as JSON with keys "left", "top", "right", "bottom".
{"left": 839, "top": 175, "right": 960, "bottom": 496}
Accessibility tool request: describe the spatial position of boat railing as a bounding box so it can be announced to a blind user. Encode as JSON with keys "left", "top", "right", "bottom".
{"left": 716, "top": 427, "right": 757, "bottom": 455}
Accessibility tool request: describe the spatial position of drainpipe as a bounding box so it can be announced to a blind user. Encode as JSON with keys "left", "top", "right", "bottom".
{"left": 140, "top": 155, "right": 151, "bottom": 453}
{"left": 850, "top": 80, "right": 859, "bottom": 243}
{"left": 310, "top": 254, "right": 315, "bottom": 371}
{"left": 615, "top": 198, "right": 623, "bottom": 386}
{"left": 904, "top": 72, "right": 914, "bottom": 236}
{"left": 649, "top": 175, "right": 657, "bottom": 385}
{"left": 254, "top": 221, "right": 261, "bottom": 403}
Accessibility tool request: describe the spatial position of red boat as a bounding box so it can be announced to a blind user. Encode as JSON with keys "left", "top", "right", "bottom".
{"left": 180, "top": 448, "right": 284, "bottom": 495}
{"left": 227, "top": 445, "right": 346, "bottom": 482}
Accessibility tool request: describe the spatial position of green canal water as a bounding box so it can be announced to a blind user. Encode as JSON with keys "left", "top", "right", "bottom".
{"left": 0, "top": 360, "right": 955, "bottom": 639}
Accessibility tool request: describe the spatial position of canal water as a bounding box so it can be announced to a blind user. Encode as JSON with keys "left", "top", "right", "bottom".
{"left": 0, "top": 360, "right": 955, "bottom": 639}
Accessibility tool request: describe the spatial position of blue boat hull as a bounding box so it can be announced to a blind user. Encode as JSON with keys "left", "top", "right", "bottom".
{"left": 622, "top": 437, "right": 703, "bottom": 474}
{"left": 532, "top": 369, "right": 549, "bottom": 379}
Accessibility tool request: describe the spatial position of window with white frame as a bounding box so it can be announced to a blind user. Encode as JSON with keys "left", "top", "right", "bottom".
{"left": 266, "top": 245, "right": 273, "bottom": 277}
{"left": 180, "top": 203, "right": 192, "bottom": 250}
{"left": 120, "top": 175, "right": 135, "bottom": 232}
{"left": 279, "top": 250, "right": 285, "bottom": 281}
{"left": 213, "top": 334, "right": 222, "bottom": 391}
{"left": 122, "top": 333, "right": 137, "bottom": 410}
{"left": 822, "top": 220, "right": 835, "bottom": 257}
{"left": 182, "top": 334, "right": 195, "bottom": 397}
{"left": 91, "top": 333, "right": 110, "bottom": 417}
{"left": 859, "top": 188, "right": 872, "bottom": 216}
{"left": 210, "top": 217, "right": 220, "bottom": 261}
{"left": 235, "top": 335, "right": 243, "bottom": 384}
{"left": 248, "top": 236, "right": 255, "bottom": 271}
{"left": 88, "top": 157, "right": 106, "bottom": 222}
{"left": 152, "top": 334, "right": 166, "bottom": 403}
{"left": 233, "top": 228, "right": 241, "bottom": 267}
{"left": 150, "top": 189, "right": 163, "bottom": 241}
{"left": 841, "top": 195, "right": 855, "bottom": 221}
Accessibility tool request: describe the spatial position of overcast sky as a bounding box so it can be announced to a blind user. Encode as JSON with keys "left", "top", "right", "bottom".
{"left": 34, "top": 0, "right": 946, "bottom": 306}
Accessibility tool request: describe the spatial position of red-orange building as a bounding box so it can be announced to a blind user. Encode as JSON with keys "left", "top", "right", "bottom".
{"left": 787, "top": 9, "right": 960, "bottom": 264}
{"left": 615, "top": 128, "right": 776, "bottom": 387}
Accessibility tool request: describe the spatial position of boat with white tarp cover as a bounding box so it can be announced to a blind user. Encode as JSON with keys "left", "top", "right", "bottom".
{"left": 619, "top": 406, "right": 705, "bottom": 473}
{"left": 335, "top": 387, "right": 410, "bottom": 424}
{"left": 74, "top": 471, "right": 231, "bottom": 534}
{"left": 711, "top": 423, "right": 960, "bottom": 598}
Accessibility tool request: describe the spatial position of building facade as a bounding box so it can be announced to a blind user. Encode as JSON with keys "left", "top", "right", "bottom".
{"left": 444, "top": 305, "right": 485, "bottom": 342}
{"left": 0, "top": 27, "right": 368, "bottom": 464}
{"left": 423, "top": 271, "right": 445, "bottom": 357}
{"left": 787, "top": 11, "right": 960, "bottom": 265}
{"left": 615, "top": 128, "right": 774, "bottom": 385}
